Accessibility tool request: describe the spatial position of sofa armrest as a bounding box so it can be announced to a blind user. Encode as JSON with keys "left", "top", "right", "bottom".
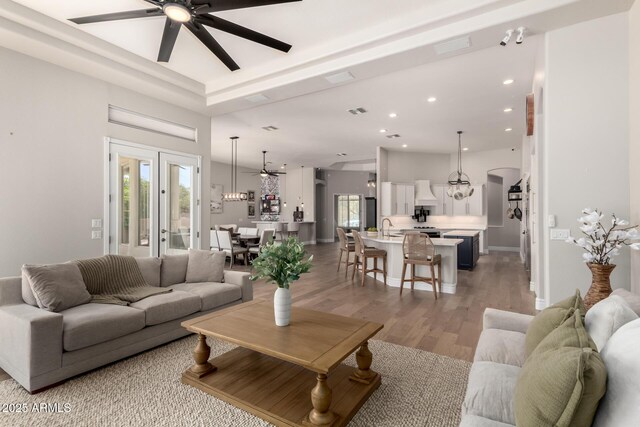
{"left": 224, "top": 270, "right": 253, "bottom": 302}
{"left": 0, "top": 276, "right": 23, "bottom": 306}
{"left": 483, "top": 308, "right": 534, "bottom": 334}
{"left": 0, "top": 304, "right": 63, "bottom": 380}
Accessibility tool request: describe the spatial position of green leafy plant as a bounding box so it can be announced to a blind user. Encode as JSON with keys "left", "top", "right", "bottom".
{"left": 250, "top": 237, "right": 313, "bottom": 289}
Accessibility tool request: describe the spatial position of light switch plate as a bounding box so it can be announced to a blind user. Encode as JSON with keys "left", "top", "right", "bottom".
{"left": 91, "top": 230, "right": 102, "bottom": 240}
{"left": 92, "top": 219, "right": 102, "bottom": 228}
{"left": 550, "top": 229, "right": 570, "bottom": 241}
{"left": 548, "top": 215, "right": 556, "bottom": 228}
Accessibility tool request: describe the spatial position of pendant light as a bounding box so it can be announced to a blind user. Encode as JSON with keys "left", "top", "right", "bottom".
{"left": 447, "top": 131, "right": 474, "bottom": 200}
{"left": 222, "top": 136, "right": 247, "bottom": 201}
{"left": 282, "top": 164, "right": 287, "bottom": 208}
{"left": 300, "top": 166, "right": 304, "bottom": 209}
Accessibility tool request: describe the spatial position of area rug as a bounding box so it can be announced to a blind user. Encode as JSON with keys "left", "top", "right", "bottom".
{"left": 0, "top": 338, "right": 470, "bottom": 427}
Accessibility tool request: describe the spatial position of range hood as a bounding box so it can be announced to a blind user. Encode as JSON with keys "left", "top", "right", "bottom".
{"left": 415, "top": 180, "right": 438, "bottom": 206}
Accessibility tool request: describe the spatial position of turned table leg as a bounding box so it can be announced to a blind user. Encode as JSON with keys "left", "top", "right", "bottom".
{"left": 305, "top": 373, "right": 336, "bottom": 426}
{"left": 349, "top": 341, "right": 377, "bottom": 385}
{"left": 187, "top": 334, "right": 216, "bottom": 379}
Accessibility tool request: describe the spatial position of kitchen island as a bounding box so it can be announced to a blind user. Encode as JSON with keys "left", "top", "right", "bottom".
{"left": 361, "top": 234, "right": 463, "bottom": 294}
{"left": 252, "top": 221, "right": 316, "bottom": 244}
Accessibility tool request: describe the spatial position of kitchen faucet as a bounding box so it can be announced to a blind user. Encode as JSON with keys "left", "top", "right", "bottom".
{"left": 382, "top": 218, "right": 394, "bottom": 237}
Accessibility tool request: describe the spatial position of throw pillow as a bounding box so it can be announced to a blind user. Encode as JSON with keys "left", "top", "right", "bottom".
{"left": 22, "top": 263, "right": 91, "bottom": 312}
{"left": 611, "top": 288, "right": 640, "bottom": 315}
{"left": 524, "top": 289, "right": 585, "bottom": 357}
{"left": 585, "top": 295, "right": 638, "bottom": 351}
{"left": 135, "top": 257, "right": 162, "bottom": 287}
{"left": 593, "top": 318, "right": 640, "bottom": 426}
{"left": 515, "top": 313, "right": 607, "bottom": 427}
{"left": 160, "top": 254, "right": 189, "bottom": 287}
{"left": 185, "top": 249, "right": 226, "bottom": 283}
{"left": 21, "top": 271, "right": 39, "bottom": 307}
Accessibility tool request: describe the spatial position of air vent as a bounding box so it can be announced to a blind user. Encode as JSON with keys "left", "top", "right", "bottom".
{"left": 245, "top": 93, "right": 269, "bottom": 103}
{"left": 325, "top": 71, "right": 354, "bottom": 84}
{"left": 347, "top": 107, "right": 367, "bottom": 115}
{"left": 336, "top": 153, "right": 347, "bottom": 157}
{"left": 262, "top": 126, "right": 279, "bottom": 131}
{"left": 386, "top": 134, "right": 401, "bottom": 139}
{"left": 434, "top": 36, "right": 471, "bottom": 55}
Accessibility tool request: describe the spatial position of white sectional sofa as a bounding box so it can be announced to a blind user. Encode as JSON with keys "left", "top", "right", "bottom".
{"left": 0, "top": 254, "right": 252, "bottom": 393}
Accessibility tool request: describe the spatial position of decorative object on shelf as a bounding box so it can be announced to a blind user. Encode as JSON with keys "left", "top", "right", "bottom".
{"left": 566, "top": 208, "right": 640, "bottom": 310}
{"left": 247, "top": 204, "right": 255, "bottom": 218}
{"left": 250, "top": 237, "right": 313, "bottom": 326}
{"left": 293, "top": 206, "right": 304, "bottom": 222}
{"left": 247, "top": 190, "right": 255, "bottom": 202}
{"left": 526, "top": 93, "right": 535, "bottom": 136}
{"left": 210, "top": 184, "right": 223, "bottom": 214}
{"left": 508, "top": 179, "right": 523, "bottom": 201}
{"left": 447, "top": 131, "right": 474, "bottom": 200}
{"left": 69, "top": 0, "right": 300, "bottom": 71}
{"left": 222, "top": 137, "right": 247, "bottom": 201}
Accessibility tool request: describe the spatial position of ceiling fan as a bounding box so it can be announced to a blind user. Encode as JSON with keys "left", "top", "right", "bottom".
{"left": 68, "top": 0, "right": 302, "bottom": 71}
{"left": 245, "top": 151, "right": 286, "bottom": 177}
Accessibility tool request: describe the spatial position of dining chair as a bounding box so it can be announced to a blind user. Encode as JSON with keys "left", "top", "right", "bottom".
{"left": 274, "top": 222, "right": 286, "bottom": 242}
{"left": 351, "top": 230, "right": 387, "bottom": 286}
{"left": 249, "top": 229, "right": 275, "bottom": 258}
{"left": 400, "top": 232, "right": 441, "bottom": 298}
{"left": 210, "top": 230, "right": 220, "bottom": 251}
{"left": 336, "top": 228, "right": 355, "bottom": 274}
{"left": 287, "top": 222, "right": 300, "bottom": 239}
{"left": 217, "top": 230, "right": 248, "bottom": 269}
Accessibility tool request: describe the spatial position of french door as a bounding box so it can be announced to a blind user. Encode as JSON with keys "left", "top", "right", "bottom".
{"left": 108, "top": 141, "right": 200, "bottom": 257}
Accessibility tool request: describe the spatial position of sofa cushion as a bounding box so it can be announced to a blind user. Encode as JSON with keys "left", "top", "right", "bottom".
{"left": 169, "top": 282, "right": 242, "bottom": 311}
{"left": 129, "top": 291, "right": 201, "bottom": 325}
{"left": 21, "top": 271, "right": 38, "bottom": 307}
{"left": 61, "top": 303, "right": 146, "bottom": 351}
{"left": 135, "top": 257, "right": 162, "bottom": 287}
{"left": 585, "top": 294, "right": 638, "bottom": 351}
{"left": 160, "top": 254, "right": 189, "bottom": 287}
{"left": 459, "top": 415, "right": 514, "bottom": 427}
{"left": 22, "top": 263, "right": 91, "bottom": 312}
{"left": 611, "top": 288, "right": 640, "bottom": 315}
{"left": 515, "top": 312, "right": 606, "bottom": 427}
{"left": 474, "top": 329, "right": 526, "bottom": 367}
{"left": 524, "top": 289, "right": 585, "bottom": 357}
{"left": 593, "top": 318, "right": 640, "bottom": 426}
{"left": 185, "top": 249, "right": 225, "bottom": 283}
{"left": 462, "top": 361, "right": 520, "bottom": 425}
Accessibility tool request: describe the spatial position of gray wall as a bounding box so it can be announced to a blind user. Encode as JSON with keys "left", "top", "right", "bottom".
{"left": 543, "top": 13, "right": 630, "bottom": 304}
{"left": 209, "top": 160, "right": 261, "bottom": 229}
{"left": 0, "top": 47, "right": 211, "bottom": 277}
{"left": 630, "top": 3, "right": 640, "bottom": 295}
{"left": 487, "top": 168, "right": 521, "bottom": 249}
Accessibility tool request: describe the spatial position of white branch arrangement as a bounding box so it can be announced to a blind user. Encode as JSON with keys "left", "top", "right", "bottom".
{"left": 566, "top": 208, "right": 640, "bottom": 265}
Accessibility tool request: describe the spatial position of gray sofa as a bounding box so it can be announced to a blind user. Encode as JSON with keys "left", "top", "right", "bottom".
{"left": 460, "top": 289, "right": 640, "bottom": 426}
{"left": 0, "top": 254, "right": 252, "bottom": 393}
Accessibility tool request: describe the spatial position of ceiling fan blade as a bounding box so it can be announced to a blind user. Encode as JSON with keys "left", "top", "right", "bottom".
{"left": 196, "top": 0, "right": 302, "bottom": 14}
{"left": 196, "top": 15, "right": 291, "bottom": 52}
{"left": 69, "top": 8, "right": 163, "bottom": 25}
{"left": 158, "top": 18, "right": 182, "bottom": 62}
{"left": 185, "top": 22, "right": 239, "bottom": 71}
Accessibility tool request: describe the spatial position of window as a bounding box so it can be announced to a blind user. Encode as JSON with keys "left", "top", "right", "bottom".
{"left": 337, "top": 195, "right": 361, "bottom": 229}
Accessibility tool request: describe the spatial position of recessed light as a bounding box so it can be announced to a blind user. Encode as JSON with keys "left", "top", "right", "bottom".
{"left": 402, "top": 144, "right": 408, "bottom": 148}
{"left": 389, "top": 113, "right": 397, "bottom": 118}
{"left": 379, "top": 129, "right": 388, "bottom": 133}
{"left": 504, "top": 107, "right": 513, "bottom": 113}
{"left": 505, "top": 128, "right": 513, "bottom": 132}
{"left": 463, "top": 147, "right": 469, "bottom": 151}
{"left": 280, "top": 165, "right": 285, "bottom": 169}
{"left": 503, "top": 79, "right": 514, "bottom": 85}
{"left": 427, "top": 97, "right": 437, "bottom": 103}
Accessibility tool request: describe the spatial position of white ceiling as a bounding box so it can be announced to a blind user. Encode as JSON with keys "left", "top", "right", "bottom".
{"left": 211, "top": 37, "right": 539, "bottom": 170}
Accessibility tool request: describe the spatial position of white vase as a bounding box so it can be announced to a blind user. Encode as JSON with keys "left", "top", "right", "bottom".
{"left": 274, "top": 287, "right": 292, "bottom": 327}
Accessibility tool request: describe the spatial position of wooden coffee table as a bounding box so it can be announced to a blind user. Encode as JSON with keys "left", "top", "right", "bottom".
{"left": 181, "top": 300, "right": 383, "bottom": 427}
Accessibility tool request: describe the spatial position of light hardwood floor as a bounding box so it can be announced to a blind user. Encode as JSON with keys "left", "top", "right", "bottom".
{"left": 0, "top": 243, "right": 534, "bottom": 383}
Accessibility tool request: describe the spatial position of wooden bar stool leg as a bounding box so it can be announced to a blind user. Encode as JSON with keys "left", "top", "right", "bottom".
{"left": 437, "top": 261, "right": 442, "bottom": 294}
{"left": 411, "top": 264, "right": 416, "bottom": 291}
{"left": 337, "top": 249, "right": 343, "bottom": 272}
{"left": 400, "top": 261, "right": 407, "bottom": 295}
{"left": 383, "top": 255, "right": 387, "bottom": 286}
{"left": 373, "top": 257, "right": 378, "bottom": 282}
{"left": 430, "top": 263, "right": 437, "bottom": 299}
{"left": 351, "top": 255, "right": 358, "bottom": 281}
{"left": 361, "top": 256, "right": 367, "bottom": 287}
{"left": 345, "top": 250, "right": 351, "bottom": 276}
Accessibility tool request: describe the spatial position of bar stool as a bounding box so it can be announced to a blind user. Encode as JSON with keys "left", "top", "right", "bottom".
{"left": 274, "top": 222, "right": 286, "bottom": 242}
{"left": 351, "top": 230, "right": 387, "bottom": 287}
{"left": 336, "top": 228, "right": 355, "bottom": 274}
{"left": 287, "top": 221, "right": 300, "bottom": 239}
{"left": 400, "top": 232, "right": 441, "bottom": 299}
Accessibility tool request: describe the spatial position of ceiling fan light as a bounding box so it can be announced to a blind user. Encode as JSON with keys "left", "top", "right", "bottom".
{"left": 163, "top": 3, "right": 191, "bottom": 23}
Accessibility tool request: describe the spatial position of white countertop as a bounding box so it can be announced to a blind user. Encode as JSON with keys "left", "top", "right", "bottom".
{"left": 252, "top": 221, "right": 316, "bottom": 224}
{"left": 361, "top": 234, "right": 462, "bottom": 247}
{"left": 442, "top": 230, "right": 481, "bottom": 237}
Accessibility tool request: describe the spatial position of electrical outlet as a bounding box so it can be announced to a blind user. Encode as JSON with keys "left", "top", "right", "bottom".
{"left": 550, "top": 229, "right": 570, "bottom": 241}
{"left": 91, "top": 230, "right": 102, "bottom": 240}
{"left": 92, "top": 219, "right": 102, "bottom": 228}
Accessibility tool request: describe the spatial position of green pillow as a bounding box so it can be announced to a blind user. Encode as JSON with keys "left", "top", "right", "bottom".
{"left": 515, "top": 313, "right": 606, "bottom": 427}
{"left": 525, "top": 289, "right": 586, "bottom": 357}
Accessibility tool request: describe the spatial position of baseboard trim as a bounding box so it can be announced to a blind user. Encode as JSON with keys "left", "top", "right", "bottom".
{"left": 535, "top": 298, "right": 546, "bottom": 311}
{"left": 488, "top": 246, "right": 520, "bottom": 253}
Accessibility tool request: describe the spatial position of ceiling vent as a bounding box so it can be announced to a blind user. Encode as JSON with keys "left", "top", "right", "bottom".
{"left": 325, "top": 71, "right": 355, "bottom": 84}
{"left": 386, "top": 134, "right": 401, "bottom": 139}
{"left": 245, "top": 93, "right": 269, "bottom": 103}
{"left": 262, "top": 126, "right": 279, "bottom": 131}
{"left": 434, "top": 36, "right": 471, "bottom": 55}
{"left": 336, "top": 153, "right": 347, "bottom": 157}
{"left": 347, "top": 107, "right": 367, "bottom": 115}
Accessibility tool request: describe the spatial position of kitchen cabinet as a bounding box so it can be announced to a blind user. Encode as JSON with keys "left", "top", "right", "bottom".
{"left": 467, "top": 186, "right": 484, "bottom": 216}
{"left": 432, "top": 184, "right": 453, "bottom": 216}
{"left": 435, "top": 184, "right": 483, "bottom": 217}
{"left": 381, "top": 182, "right": 415, "bottom": 216}
{"left": 443, "top": 230, "right": 480, "bottom": 270}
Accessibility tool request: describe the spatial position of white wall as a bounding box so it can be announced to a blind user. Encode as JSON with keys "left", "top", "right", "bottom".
{"left": 209, "top": 160, "right": 260, "bottom": 229}
{"left": 543, "top": 13, "right": 630, "bottom": 305}
{"left": 0, "top": 47, "right": 211, "bottom": 277}
{"left": 387, "top": 151, "right": 450, "bottom": 183}
{"left": 630, "top": 2, "right": 640, "bottom": 295}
